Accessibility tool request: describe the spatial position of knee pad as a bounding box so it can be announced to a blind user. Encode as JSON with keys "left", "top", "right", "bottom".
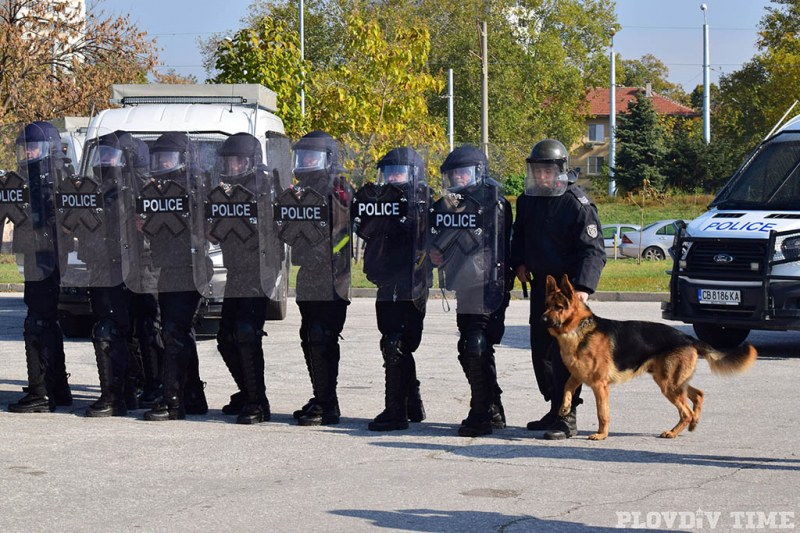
{"left": 380, "top": 333, "right": 405, "bottom": 365}
{"left": 234, "top": 321, "right": 262, "bottom": 345}
{"left": 162, "top": 321, "right": 192, "bottom": 351}
{"left": 24, "top": 316, "right": 53, "bottom": 337}
{"left": 92, "top": 319, "right": 124, "bottom": 342}
{"left": 458, "top": 331, "right": 487, "bottom": 360}
{"left": 303, "top": 321, "right": 335, "bottom": 347}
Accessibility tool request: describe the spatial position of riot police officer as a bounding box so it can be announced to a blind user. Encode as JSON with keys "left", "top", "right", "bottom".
{"left": 275, "top": 130, "right": 352, "bottom": 426}
{"left": 203, "top": 132, "right": 274, "bottom": 424}
{"left": 429, "top": 145, "right": 513, "bottom": 437}
{"left": 7, "top": 121, "right": 72, "bottom": 413}
{"left": 353, "top": 147, "right": 431, "bottom": 431}
{"left": 125, "top": 131, "right": 206, "bottom": 422}
{"left": 510, "top": 139, "right": 605, "bottom": 439}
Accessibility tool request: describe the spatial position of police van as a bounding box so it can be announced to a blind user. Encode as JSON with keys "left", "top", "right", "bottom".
{"left": 58, "top": 84, "right": 292, "bottom": 336}
{"left": 663, "top": 114, "right": 800, "bottom": 348}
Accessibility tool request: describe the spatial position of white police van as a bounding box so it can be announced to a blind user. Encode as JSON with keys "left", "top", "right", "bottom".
{"left": 663, "top": 114, "right": 800, "bottom": 348}
{"left": 58, "top": 84, "right": 291, "bottom": 336}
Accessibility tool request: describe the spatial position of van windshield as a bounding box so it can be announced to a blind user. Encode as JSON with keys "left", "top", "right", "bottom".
{"left": 714, "top": 134, "right": 800, "bottom": 209}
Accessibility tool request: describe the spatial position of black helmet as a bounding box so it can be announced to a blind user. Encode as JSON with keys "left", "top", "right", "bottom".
{"left": 440, "top": 144, "right": 488, "bottom": 191}
{"left": 219, "top": 132, "right": 263, "bottom": 181}
{"left": 16, "top": 121, "right": 62, "bottom": 164}
{"left": 292, "top": 130, "right": 339, "bottom": 173}
{"left": 525, "top": 139, "right": 569, "bottom": 197}
{"left": 89, "top": 131, "right": 127, "bottom": 169}
{"left": 376, "top": 146, "right": 424, "bottom": 186}
{"left": 150, "top": 131, "right": 190, "bottom": 178}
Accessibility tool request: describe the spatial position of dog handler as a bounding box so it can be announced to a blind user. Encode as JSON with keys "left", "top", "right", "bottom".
{"left": 510, "top": 139, "right": 606, "bottom": 439}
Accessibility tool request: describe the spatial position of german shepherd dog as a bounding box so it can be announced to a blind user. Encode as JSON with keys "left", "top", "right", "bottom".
{"left": 542, "top": 274, "right": 757, "bottom": 440}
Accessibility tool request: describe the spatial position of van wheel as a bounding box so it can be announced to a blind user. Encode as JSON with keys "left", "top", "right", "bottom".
{"left": 642, "top": 246, "right": 666, "bottom": 261}
{"left": 693, "top": 324, "right": 750, "bottom": 349}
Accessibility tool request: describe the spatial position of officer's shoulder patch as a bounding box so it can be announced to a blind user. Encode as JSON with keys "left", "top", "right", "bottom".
{"left": 577, "top": 195, "right": 590, "bottom": 205}
{"left": 586, "top": 224, "right": 598, "bottom": 238}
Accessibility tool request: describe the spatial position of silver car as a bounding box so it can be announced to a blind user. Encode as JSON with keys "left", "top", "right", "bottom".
{"left": 602, "top": 223, "right": 640, "bottom": 258}
{"left": 619, "top": 219, "right": 678, "bottom": 260}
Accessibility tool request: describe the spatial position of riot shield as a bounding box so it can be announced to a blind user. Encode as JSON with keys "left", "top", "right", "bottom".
{"left": 55, "top": 131, "right": 123, "bottom": 287}
{"left": 429, "top": 183, "right": 505, "bottom": 314}
{"left": 7, "top": 123, "right": 64, "bottom": 282}
{"left": 274, "top": 171, "right": 352, "bottom": 302}
{"left": 195, "top": 133, "right": 273, "bottom": 299}
{"left": 121, "top": 132, "right": 203, "bottom": 294}
{"left": 352, "top": 173, "right": 430, "bottom": 302}
{"left": 260, "top": 134, "right": 292, "bottom": 302}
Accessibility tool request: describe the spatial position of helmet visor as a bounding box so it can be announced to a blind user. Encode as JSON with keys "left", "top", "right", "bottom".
{"left": 442, "top": 166, "right": 477, "bottom": 191}
{"left": 90, "top": 145, "right": 126, "bottom": 168}
{"left": 525, "top": 161, "right": 568, "bottom": 197}
{"left": 150, "top": 151, "right": 183, "bottom": 173}
{"left": 292, "top": 149, "right": 327, "bottom": 172}
{"left": 220, "top": 155, "right": 254, "bottom": 180}
{"left": 17, "top": 141, "right": 51, "bottom": 164}
{"left": 378, "top": 164, "right": 412, "bottom": 186}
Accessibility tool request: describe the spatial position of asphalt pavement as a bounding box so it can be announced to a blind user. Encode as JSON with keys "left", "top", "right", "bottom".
{"left": 0, "top": 293, "right": 798, "bottom": 532}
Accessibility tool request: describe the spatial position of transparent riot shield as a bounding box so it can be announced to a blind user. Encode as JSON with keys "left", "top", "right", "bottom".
{"left": 7, "top": 123, "right": 63, "bottom": 282}
{"left": 429, "top": 182, "right": 505, "bottom": 314}
{"left": 352, "top": 168, "right": 430, "bottom": 302}
{"left": 274, "top": 168, "right": 352, "bottom": 302}
{"left": 121, "top": 133, "right": 203, "bottom": 294}
{"left": 195, "top": 135, "right": 272, "bottom": 299}
{"left": 55, "top": 131, "right": 122, "bottom": 287}
{"left": 260, "top": 134, "right": 292, "bottom": 302}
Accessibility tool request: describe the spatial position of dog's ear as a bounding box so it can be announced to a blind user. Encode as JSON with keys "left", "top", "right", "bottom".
{"left": 560, "top": 274, "right": 574, "bottom": 300}
{"left": 546, "top": 275, "right": 558, "bottom": 295}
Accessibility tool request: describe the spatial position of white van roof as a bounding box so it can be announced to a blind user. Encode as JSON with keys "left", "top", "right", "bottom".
{"left": 110, "top": 84, "right": 277, "bottom": 113}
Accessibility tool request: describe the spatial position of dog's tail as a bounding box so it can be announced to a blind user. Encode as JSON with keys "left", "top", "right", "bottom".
{"left": 696, "top": 342, "right": 758, "bottom": 375}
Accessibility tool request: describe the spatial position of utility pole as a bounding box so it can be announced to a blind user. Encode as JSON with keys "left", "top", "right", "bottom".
{"left": 608, "top": 28, "right": 617, "bottom": 197}
{"left": 299, "top": 0, "right": 305, "bottom": 117}
{"left": 480, "top": 20, "right": 489, "bottom": 158}
{"left": 448, "top": 68, "right": 454, "bottom": 152}
{"left": 701, "top": 3, "right": 710, "bottom": 143}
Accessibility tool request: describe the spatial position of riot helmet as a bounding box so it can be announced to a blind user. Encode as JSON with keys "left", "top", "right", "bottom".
{"left": 525, "top": 139, "right": 569, "bottom": 197}
{"left": 89, "top": 132, "right": 126, "bottom": 169}
{"left": 150, "top": 131, "right": 189, "bottom": 179}
{"left": 292, "top": 130, "right": 338, "bottom": 174}
{"left": 376, "top": 147, "right": 424, "bottom": 186}
{"left": 440, "top": 144, "right": 488, "bottom": 192}
{"left": 218, "top": 132, "right": 262, "bottom": 181}
{"left": 16, "top": 121, "right": 61, "bottom": 165}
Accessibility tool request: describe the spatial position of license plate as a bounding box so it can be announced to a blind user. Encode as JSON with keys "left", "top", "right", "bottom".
{"left": 698, "top": 288, "right": 741, "bottom": 305}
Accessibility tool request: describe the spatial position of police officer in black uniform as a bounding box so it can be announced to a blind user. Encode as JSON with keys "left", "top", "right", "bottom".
{"left": 277, "top": 130, "right": 352, "bottom": 426}
{"left": 8, "top": 121, "right": 72, "bottom": 413}
{"left": 207, "top": 132, "right": 273, "bottom": 424}
{"left": 135, "top": 132, "right": 207, "bottom": 422}
{"left": 353, "top": 147, "right": 431, "bottom": 431}
{"left": 510, "top": 139, "right": 606, "bottom": 440}
{"left": 430, "top": 145, "right": 513, "bottom": 437}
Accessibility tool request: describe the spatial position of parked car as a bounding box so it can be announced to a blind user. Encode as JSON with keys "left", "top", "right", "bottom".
{"left": 619, "top": 219, "right": 678, "bottom": 260}
{"left": 602, "top": 223, "right": 641, "bottom": 258}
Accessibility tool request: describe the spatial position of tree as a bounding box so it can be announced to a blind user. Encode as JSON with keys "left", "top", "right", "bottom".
{"left": 614, "top": 91, "right": 667, "bottom": 192}
{"left": 0, "top": 0, "right": 158, "bottom": 124}
{"left": 618, "top": 54, "right": 686, "bottom": 103}
{"left": 309, "top": 12, "right": 445, "bottom": 179}
{"left": 209, "top": 16, "right": 309, "bottom": 137}
{"left": 153, "top": 69, "right": 198, "bottom": 85}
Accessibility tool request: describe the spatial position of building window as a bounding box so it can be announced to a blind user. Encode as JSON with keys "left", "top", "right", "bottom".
{"left": 587, "top": 156, "right": 605, "bottom": 175}
{"left": 588, "top": 124, "right": 605, "bottom": 143}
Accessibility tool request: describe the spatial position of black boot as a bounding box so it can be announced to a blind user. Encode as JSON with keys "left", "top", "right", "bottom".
{"left": 218, "top": 331, "right": 247, "bottom": 415}
{"left": 49, "top": 329, "right": 72, "bottom": 406}
{"left": 405, "top": 356, "right": 425, "bottom": 423}
{"left": 527, "top": 406, "right": 559, "bottom": 431}
{"left": 144, "top": 323, "right": 188, "bottom": 422}
{"left": 143, "top": 394, "right": 185, "bottom": 421}
{"left": 236, "top": 338, "right": 270, "bottom": 425}
{"left": 124, "top": 343, "right": 144, "bottom": 411}
{"left": 458, "top": 353, "right": 493, "bottom": 438}
{"left": 298, "top": 338, "right": 340, "bottom": 426}
{"left": 293, "top": 343, "right": 319, "bottom": 419}
{"left": 183, "top": 343, "right": 208, "bottom": 415}
{"left": 137, "top": 321, "right": 163, "bottom": 409}
{"left": 10, "top": 319, "right": 55, "bottom": 413}
{"left": 543, "top": 407, "right": 578, "bottom": 440}
{"left": 85, "top": 335, "right": 127, "bottom": 417}
{"left": 369, "top": 346, "right": 410, "bottom": 432}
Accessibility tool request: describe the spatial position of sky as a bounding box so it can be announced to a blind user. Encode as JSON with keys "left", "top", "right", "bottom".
{"left": 93, "top": 0, "right": 773, "bottom": 91}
